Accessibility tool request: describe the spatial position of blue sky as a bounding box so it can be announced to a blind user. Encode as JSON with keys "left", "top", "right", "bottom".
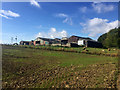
{"left": 0, "top": 1, "right": 118, "bottom": 44}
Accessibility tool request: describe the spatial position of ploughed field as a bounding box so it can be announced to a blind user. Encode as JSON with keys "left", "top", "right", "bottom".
{"left": 2, "top": 45, "right": 118, "bottom": 88}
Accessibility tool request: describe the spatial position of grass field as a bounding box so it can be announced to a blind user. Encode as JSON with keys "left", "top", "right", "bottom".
{"left": 2, "top": 45, "right": 118, "bottom": 88}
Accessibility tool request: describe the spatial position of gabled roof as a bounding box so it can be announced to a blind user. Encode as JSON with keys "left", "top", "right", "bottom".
{"left": 20, "top": 41, "right": 30, "bottom": 43}
{"left": 36, "top": 37, "right": 56, "bottom": 41}
{"left": 70, "top": 35, "right": 92, "bottom": 40}
{"left": 55, "top": 38, "right": 61, "bottom": 40}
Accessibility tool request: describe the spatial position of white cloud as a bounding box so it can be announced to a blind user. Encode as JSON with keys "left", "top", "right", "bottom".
{"left": 56, "top": 13, "right": 73, "bottom": 25}
{"left": 92, "top": 3, "right": 114, "bottom": 13}
{"left": 93, "top": 1, "right": 101, "bottom": 4}
{"left": 79, "top": 7, "right": 87, "bottom": 13}
{"left": 63, "top": 17, "right": 73, "bottom": 25}
{"left": 0, "top": 10, "right": 20, "bottom": 19}
{"left": 30, "top": 0, "right": 40, "bottom": 8}
{"left": 36, "top": 27, "right": 68, "bottom": 39}
{"left": 80, "top": 18, "right": 118, "bottom": 37}
{"left": 51, "top": 28, "right": 56, "bottom": 32}
{"left": 57, "top": 13, "right": 68, "bottom": 18}
{"left": 0, "top": 13, "right": 9, "bottom": 19}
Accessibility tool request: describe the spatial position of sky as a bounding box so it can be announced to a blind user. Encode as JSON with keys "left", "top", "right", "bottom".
{"left": 0, "top": 1, "right": 118, "bottom": 44}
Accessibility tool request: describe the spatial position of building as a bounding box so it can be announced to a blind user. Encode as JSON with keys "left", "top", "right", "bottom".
{"left": 63, "top": 35, "right": 91, "bottom": 47}
{"left": 68, "top": 35, "right": 92, "bottom": 44}
{"left": 61, "top": 37, "right": 69, "bottom": 47}
{"left": 19, "top": 35, "right": 103, "bottom": 48}
{"left": 19, "top": 37, "right": 61, "bottom": 46}
{"left": 20, "top": 41, "right": 30, "bottom": 45}
{"left": 78, "top": 39, "right": 103, "bottom": 48}
{"left": 20, "top": 40, "right": 34, "bottom": 45}
{"left": 85, "top": 40, "right": 103, "bottom": 48}
{"left": 78, "top": 39, "right": 85, "bottom": 46}
{"left": 34, "top": 37, "right": 61, "bottom": 46}
{"left": 51, "top": 38, "right": 61, "bottom": 46}
{"left": 29, "top": 40, "right": 34, "bottom": 45}
{"left": 62, "top": 35, "right": 103, "bottom": 48}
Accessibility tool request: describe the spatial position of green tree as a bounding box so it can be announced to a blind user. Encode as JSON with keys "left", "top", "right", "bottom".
{"left": 98, "top": 28, "right": 120, "bottom": 48}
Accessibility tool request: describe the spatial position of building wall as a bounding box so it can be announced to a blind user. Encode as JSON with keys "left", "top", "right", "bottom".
{"left": 20, "top": 41, "right": 24, "bottom": 45}
{"left": 78, "top": 40, "right": 84, "bottom": 45}
{"left": 29, "top": 41, "right": 34, "bottom": 45}
{"left": 35, "top": 39, "right": 43, "bottom": 45}
{"left": 38, "top": 39, "right": 43, "bottom": 44}
{"left": 68, "top": 36, "right": 78, "bottom": 43}
{"left": 61, "top": 43, "right": 70, "bottom": 47}
{"left": 33, "top": 41, "right": 36, "bottom": 46}
{"left": 44, "top": 41, "right": 49, "bottom": 45}
{"left": 34, "top": 38, "right": 50, "bottom": 45}
{"left": 35, "top": 41, "right": 40, "bottom": 45}
{"left": 86, "top": 41, "right": 103, "bottom": 48}
{"left": 70, "top": 43, "right": 79, "bottom": 47}
{"left": 20, "top": 41, "right": 30, "bottom": 45}
{"left": 61, "top": 40, "right": 68, "bottom": 45}
{"left": 51, "top": 44, "right": 61, "bottom": 46}
{"left": 24, "top": 42, "right": 29, "bottom": 45}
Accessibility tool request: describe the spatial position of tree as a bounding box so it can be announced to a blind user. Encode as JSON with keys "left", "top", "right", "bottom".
{"left": 97, "top": 28, "right": 120, "bottom": 48}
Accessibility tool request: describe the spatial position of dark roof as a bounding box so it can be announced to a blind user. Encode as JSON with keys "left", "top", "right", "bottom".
{"left": 13, "top": 43, "right": 18, "bottom": 45}
{"left": 61, "top": 39, "right": 68, "bottom": 41}
{"left": 20, "top": 41, "right": 30, "bottom": 43}
{"left": 36, "top": 37, "right": 56, "bottom": 41}
{"left": 55, "top": 38, "right": 61, "bottom": 40}
{"left": 70, "top": 35, "right": 92, "bottom": 40}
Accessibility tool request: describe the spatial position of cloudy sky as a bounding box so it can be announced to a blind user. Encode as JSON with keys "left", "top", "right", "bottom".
{"left": 1, "top": 1, "right": 118, "bottom": 44}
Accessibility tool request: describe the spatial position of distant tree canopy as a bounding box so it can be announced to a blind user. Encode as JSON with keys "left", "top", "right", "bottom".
{"left": 97, "top": 27, "right": 120, "bottom": 48}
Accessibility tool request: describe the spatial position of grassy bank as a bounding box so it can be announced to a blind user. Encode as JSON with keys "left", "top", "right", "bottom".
{"left": 14, "top": 45, "right": 119, "bottom": 57}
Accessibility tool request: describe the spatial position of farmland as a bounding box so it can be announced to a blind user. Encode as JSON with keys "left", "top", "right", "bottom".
{"left": 2, "top": 45, "right": 119, "bottom": 88}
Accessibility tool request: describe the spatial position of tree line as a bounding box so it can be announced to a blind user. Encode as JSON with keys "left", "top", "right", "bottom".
{"left": 97, "top": 27, "right": 120, "bottom": 48}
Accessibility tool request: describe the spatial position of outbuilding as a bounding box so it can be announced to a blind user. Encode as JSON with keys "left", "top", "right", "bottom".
{"left": 34, "top": 37, "right": 61, "bottom": 46}
{"left": 20, "top": 41, "right": 30, "bottom": 45}
{"left": 68, "top": 35, "right": 92, "bottom": 44}
{"left": 78, "top": 39, "right": 103, "bottom": 48}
